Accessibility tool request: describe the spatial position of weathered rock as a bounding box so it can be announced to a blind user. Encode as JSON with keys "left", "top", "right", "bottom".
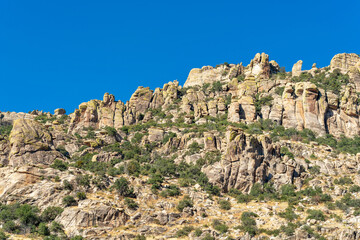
{"left": 292, "top": 60, "right": 303, "bottom": 77}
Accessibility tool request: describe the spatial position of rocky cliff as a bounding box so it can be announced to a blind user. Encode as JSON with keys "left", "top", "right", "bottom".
{"left": 0, "top": 53, "right": 360, "bottom": 240}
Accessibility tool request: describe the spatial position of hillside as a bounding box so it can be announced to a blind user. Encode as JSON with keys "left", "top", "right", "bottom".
{"left": 0, "top": 52, "right": 360, "bottom": 240}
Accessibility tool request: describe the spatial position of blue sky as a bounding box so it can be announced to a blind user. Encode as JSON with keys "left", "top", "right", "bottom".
{"left": 1, "top": 0, "right": 359, "bottom": 113}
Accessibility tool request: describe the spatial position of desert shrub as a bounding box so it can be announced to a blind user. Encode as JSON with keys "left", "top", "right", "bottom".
{"left": 280, "top": 223, "right": 297, "bottom": 236}
{"left": 280, "top": 147, "right": 294, "bottom": 159}
{"left": 126, "top": 160, "right": 140, "bottom": 176}
{"left": 334, "top": 177, "right": 353, "bottom": 185}
{"left": 279, "top": 206, "right": 298, "bottom": 221}
{"left": 211, "top": 81, "right": 222, "bottom": 92}
{"left": 275, "top": 86, "right": 285, "bottom": 96}
{"left": 113, "top": 177, "right": 135, "bottom": 197}
{"left": 104, "top": 126, "right": 117, "bottom": 136}
{"left": 212, "top": 219, "right": 228, "bottom": 234}
{"left": 51, "top": 159, "right": 68, "bottom": 171}
{"left": 349, "top": 185, "right": 360, "bottom": 193}
{"left": 76, "top": 174, "right": 91, "bottom": 188}
{"left": 162, "top": 132, "right": 177, "bottom": 144}
{"left": 76, "top": 192, "right": 86, "bottom": 200}
{"left": 218, "top": 199, "right": 231, "bottom": 210}
{"left": 307, "top": 209, "right": 325, "bottom": 221}
{"left": 63, "top": 196, "right": 77, "bottom": 207}
{"left": 41, "top": 207, "right": 64, "bottom": 222}
{"left": 63, "top": 180, "right": 73, "bottom": 191}
{"left": 175, "top": 226, "right": 194, "bottom": 237}
{"left": 38, "top": 222, "right": 50, "bottom": 236}
{"left": 160, "top": 185, "right": 181, "bottom": 198}
{"left": 239, "top": 212, "right": 258, "bottom": 236}
{"left": 3, "top": 221, "right": 18, "bottom": 233}
{"left": 177, "top": 195, "right": 193, "bottom": 212}
{"left": 124, "top": 198, "right": 138, "bottom": 210}
{"left": 254, "top": 94, "right": 273, "bottom": 114}
{"left": 0, "top": 230, "right": 8, "bottom": 240}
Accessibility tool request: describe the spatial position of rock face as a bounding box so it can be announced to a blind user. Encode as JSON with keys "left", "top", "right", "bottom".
{"left": 184, "top": 64, "right": 241, "bottom": 88}
{"left": 8, "top": 119, "right": 62, "bottom": 166}
{"left": 203, "top": 127, "right": 300, "bottom": 192}
{"left": 56, "top": 202, "right": 129, "bottom": 237}
{"left": 330, "top": 53, "right": 360, "bottom": 73}
{"left": 292, "top": 60, "right": 303, "bottom": 77}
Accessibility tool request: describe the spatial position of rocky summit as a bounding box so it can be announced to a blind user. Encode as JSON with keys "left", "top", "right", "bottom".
{"left": 1, "top": 53, "right": 360, "bottom": 240}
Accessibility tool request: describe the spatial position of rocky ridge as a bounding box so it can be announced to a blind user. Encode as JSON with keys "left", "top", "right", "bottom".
{"left": 0, "top": 53, "right": 360, "bottom": 240}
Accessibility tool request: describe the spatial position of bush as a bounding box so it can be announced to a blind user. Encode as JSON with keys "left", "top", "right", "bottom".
{"left": 160, "top": 185, "right": 181, "bottom": 198}
{"left": 307, "top": 209, "right": 325, "bottom": 221}
{"left": 63, "top": 196, "right": 77, "bottom": 207}
{"left": 278, "top": 206, "right": 298, "bottom": 222}
{"left": 275, "top": 86, "right": 285, "bottom": 96}
{"left": 163, "top": 132, "right": 177, "bottom": 144}
{"left": 15, "top": 204, "right": 40, "bottom": 227}
{"left": 175, "top": 226, "right": 194, "bottom": 237}
{"left": 126, "top": 160, "right": 140, "bottom": 176}
{"left": 202, "top": 234, "right": 215, "bottom": 240}
{"left": 51, "top": 159, "right": 68, "bottom": 171}
{"left": 349, "top": 185, "right": 360, "bottom": 193}
{"left": 104, "top": 126, "right": 117, "bottom": 136}
{"left": 218, "top": 199, "right": 231, "bottom": 210}
{"left": 0, "top": 231, "right": 7, "bottom": 240}
{"left": 281, "top": 184, "right": 296, "bottom": 199}
{"left": 76, "top": 192, "right": 86, "bottom": 200}
{"left": 76, "top": 174, "right": 91, "bottom": 188}
{"left": 211, "top": 81, "right": 222, "bottom": 92}
{"left": 124, "top": 198, "right": 138, "bottom": 210}
{"left": 113, "top": 177, "right": 135, "bottom": 197}
{"left": 280, "top": 223, "right": 297, "bottom": 236}
{"left": 280, "top": 147, "right": 294, "bottom": 159}
{"left": 3, "top": 221, "right": 18, "bottom": 233}
{"left": 194, "top": 228, "right": 202, "bottom": 237}
{"left": 41, "top": 207, "right": 64, "bottom": 222}
{"left": 240, "top": 212, "right": 258, "bottom": 236}
{"left": 63, "top": 180, "right": 73, "bottom": 191}
{"left": 38, "top": 222, "right": 50, "bottom": 236}
{"left": 334, "top": 177, "right": 353, "bottom": 185}
{"left": 177, "top": 195, "right": 193, "bottom": 212}
{"left": 212, "top": 219, "right": 228, "bottom": 234}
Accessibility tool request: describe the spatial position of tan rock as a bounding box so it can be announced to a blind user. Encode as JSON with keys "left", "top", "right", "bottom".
{"left": 292, "top": 60, "right": 303, "bottom": 77}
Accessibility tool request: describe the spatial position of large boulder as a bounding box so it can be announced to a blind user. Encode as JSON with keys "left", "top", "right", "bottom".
{"left": 8, "top": 119, "right": 62, "bottom": 166}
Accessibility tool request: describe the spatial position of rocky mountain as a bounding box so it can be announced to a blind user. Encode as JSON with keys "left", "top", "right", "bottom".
{"left": 0, "top": 53, "right": 360, "bottom": 240}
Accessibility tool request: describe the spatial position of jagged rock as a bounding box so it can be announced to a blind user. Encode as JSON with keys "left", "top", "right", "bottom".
{"left": 245, "top": 53, "right": 271, "bottom": 80}
{"left": 184, "top": 64, "right": 241, "bottom": 87}
{"left": 148, "top": 128, "right": 164, "bottom": 142}
{"left": 54, "top": 108, "right": 66, "bottom": 115}
{"left": 56, "top": 201, "right": 129, "bottom": 237}
{"left": 292, "top": 60, "right": 303, "bottom": 77}
{"left": 330, "top": 53, "right": 360, "bottom": 73}
{"left": 8, "top": 119, "right": 62, "bottom": 166}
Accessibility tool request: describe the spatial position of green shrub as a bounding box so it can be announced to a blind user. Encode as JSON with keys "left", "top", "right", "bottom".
{"left": 104, "top": 126, "right": 117, "bottom": 136}
{"left": 212, "top": 219, "right": 228, "bottom": 234}
{"left": 0, "top": 231, "right": 8, "bottom": 240}
{"left": 218, "top": 199, "right": 231, "bottom": 210}
{"left": 160, "top": 185, "right": 181, "bottom": 198}
{"left": 63, "top": 180, "right": 73, "bottom": 191}
{"left": 163, "top": 132, "right": 177, "bottom": 144}
{"left": 202, "top": 234, "right": 215, "bottom": 240}
{"left": 124, "top": 198, "right": 138, "bottom": 210}
{"left": 70, "top": 236, "right": 84, "bottom": 240}
{"left": 211, "top": 81, "right": 222, "bottom": 92}
{"left": 3, "top": 220, "right": 18, "bottom": 233}
{"left": 50, "top": 221, "right": 64, "bottom": 233}
{"left": 76, "top": 174, "right": 91, "bottom": 188}
{"left": 280, "top": 222, "right": 297, "bottom": 236}
{"left": 278, "top": 206, "right": 298, "bottom": 221}
{"left": 334, "top": 177, "right": 353, "bottom": 185}
{"left": 307, "top": 209, "right": 325, "bottom": 221}
{"left": 38, "top": 222, "right": 50, "bottom": 236}
{"left": 76, "top": 192, "right": 86, "bottom": 200}
{"left": 126, "top": 160, "right": 140, "bottom": 176}
{"left": 275, "top": 86, "right": 285, "bottom": 96}
{"left": 194, "top": 228, "right": 202, "bottom": 237}
{"left": 51, "top": 159, "right": 68, "bottom": 171}
{"left": 175, "top": 226, "right": 194, "bottom": 237}
{"left": 41, "top": 207, "right": 64, "bottom": 222}
{"left": 113, "top": 177, "right": 135, "bottom": 197}
{"left": 240, "top": 212, "right": 258, "bottom": 236}
{"left": 280, "top": 147, "right": 294, "bottom": 159}
{"left": 63, "top": 196, "right": 77, "bottom": 207}
{"left": 349, "top": 185, "right": 360, "bottom": 193}
{"left": 15, "top": 204, "right": 40, "bottom": 227}
{"left": 177, "top": 195, "right": 193, "bottom": 212}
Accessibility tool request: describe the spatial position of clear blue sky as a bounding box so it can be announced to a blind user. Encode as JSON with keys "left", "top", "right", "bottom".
{"left": 1, "top": 0, "right": 359, "bottom": 113}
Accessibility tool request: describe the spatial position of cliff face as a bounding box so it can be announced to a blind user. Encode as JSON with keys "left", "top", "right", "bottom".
{"left": 68, "top": 53, "right": 360, "bottom": 138}
{"left": 1, "top": 53, "right": 360, "bottom": 240}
